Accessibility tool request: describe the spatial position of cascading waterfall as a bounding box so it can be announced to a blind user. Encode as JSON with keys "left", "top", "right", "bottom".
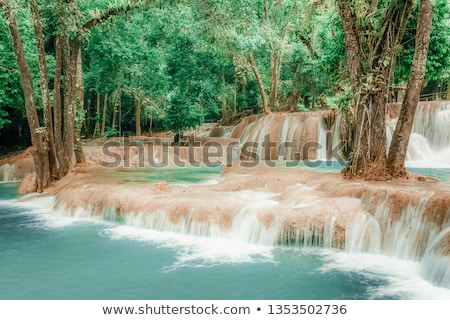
{"left": 50, "top": 178, "right": 450, "bottom": 285}
{"left": 234, "top": 111, "right": 338, "bottom": 161}
{"left": 387, "top": 101, "right": 450, "bottom": 166}
{"left": 345, "top": 197, "right": 447, "bottom": 261}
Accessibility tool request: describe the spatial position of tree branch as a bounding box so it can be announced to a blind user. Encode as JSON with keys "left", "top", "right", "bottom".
{"left": 82, "top": 0, "right": 150, "bottom": 30}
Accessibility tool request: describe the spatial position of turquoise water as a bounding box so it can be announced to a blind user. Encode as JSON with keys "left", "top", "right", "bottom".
{"left": 1, "top": 181, "right": 450, "bottom": 300}
{"left": 114, "top": 165, "right": 224, "bottom": 184}
{"left": 284, "top": 160, "right": 450, "bottom": 181}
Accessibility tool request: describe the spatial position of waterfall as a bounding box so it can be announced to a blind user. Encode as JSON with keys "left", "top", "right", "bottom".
{"left": 234, "top": 111, "right": 337, "bottom": 161}
{"left": 0, "top": 164, "right": 19, "bottom": 182}
{"left": 345, "top": 197, "right": 445, "bottom": 261}
{"left": 388, "top": 101, "right": 450, "bottom": 167}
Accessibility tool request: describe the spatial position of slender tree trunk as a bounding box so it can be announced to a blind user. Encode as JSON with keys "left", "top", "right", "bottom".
{"left": 119, "top": 102, "right": 122, "bottom": 136}
{"left": 268, "top": 51, "right": 280, "bottom": 110}
{"left": 387, "top": 0, "right": 433, "bottom": 177}
{"left": 221, "top": 73, "right": 228, "bottom": 123}
{"left": 101, "top": 93, "right": 108, "bottom": 136}
{"left": 287, "top": 88, "right": 301, "bottom": 112}
{"left": 233, "top": 76, "right": 237, "bottom": 116}
{"left": 248, "top": 52, "right": 271, "bottom": 114}
{"left": 74, "top": 49, "right": 86, "bottom": 164}
{"left": 62, "top": 37, "right": 72, "bottom": 163}
{"left": 93, "top": 93, "right": 101, "bottom": 137}
{"left": 53, "top": 35, "right": 69, "bottom": 177}
{"left": 86, "top": 98, "right": 91, "bottom": 136}
{"left": 112, "top": 107, "right": 117, "bottom": 130}
{"left": 149, "top": 111, "right": 153, "bottom": 134}
{"left": 135, "top": 94, "right": 141, "bottom": 136}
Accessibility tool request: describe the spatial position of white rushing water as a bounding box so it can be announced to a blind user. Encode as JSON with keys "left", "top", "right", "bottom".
{"left": 387, "top": 101, "right": 450, "bottom": 168}
{"left": 0, "top": 163, "right": 20, "bottom": 182}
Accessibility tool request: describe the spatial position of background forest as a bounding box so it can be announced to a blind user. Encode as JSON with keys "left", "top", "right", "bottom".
{"left": 1, "top": 0, "right": 449, "bottom": 155}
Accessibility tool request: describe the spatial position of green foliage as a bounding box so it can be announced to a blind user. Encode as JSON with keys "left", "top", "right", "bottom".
{"left": 396, "top": 0, "right": 450, "bottom": 82}
{"left": 0, "top": 107, "right": 11, "bottom": 130}
{"left": 104, "top": 126, "right": 119, "bottom": 137}
{"left": 164, "top": 91, "right": 204, "bottom": 133}
{"left": 326, "top": 84, "right": 353, "bottom": 112}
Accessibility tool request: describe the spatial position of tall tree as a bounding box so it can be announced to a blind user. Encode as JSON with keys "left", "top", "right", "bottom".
{"left": 0, "top": 0, "right": 148, "bottom": 192}
{"left": 387, "top": 0, "right": 434, "bottom": 177}
{"left": 337, "top": 0, "right": 413, "bottom": 179}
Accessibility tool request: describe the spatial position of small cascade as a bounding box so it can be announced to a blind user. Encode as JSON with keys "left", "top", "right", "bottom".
{"left": 0, "top": 164, "right": 19, "bottom": 182}
{"left": 420, "top": 227, "right": 450, "bottom": 289}
{"left": 345, "top": 197, "right": 446, "bottom": 261}
{"left": 196, "top": 125, "right": 235, "bottom": 138}
{"left": 234, "top": 111, "right": 339, "bottom": 161}
{"left": 388, "top": 101, "right": 450, "bottom": 166}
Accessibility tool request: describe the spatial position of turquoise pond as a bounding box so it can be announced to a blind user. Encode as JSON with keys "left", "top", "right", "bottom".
{"left": 1, "top": 163, "right": 450, "bottom": 300}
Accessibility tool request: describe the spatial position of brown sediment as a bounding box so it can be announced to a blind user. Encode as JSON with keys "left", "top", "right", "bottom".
{"left": 17, "top": 172, "right": 37, "bottom": 194}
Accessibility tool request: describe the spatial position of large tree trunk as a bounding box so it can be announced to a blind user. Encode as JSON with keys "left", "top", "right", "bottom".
{"left": 387, "top": 0, "right": 433, "bottom": 177}
{"left": 248, "top": 52, "right": 271, "bottom": 114}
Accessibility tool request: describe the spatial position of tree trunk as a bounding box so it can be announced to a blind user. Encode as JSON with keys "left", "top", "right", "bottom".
{"left": 112, "top": 107, "right": 117, "bottom": 130}
{"left": 61, "top": 36, "right": 76, "bottom": 169}
{"left": 221, "top": 73, "right": 229, "bottom": 123}
{"left": 268, "top": 51, "right": 280, "bottom": 110}
{"left": 74, "top": 49, "right": 86, "bottom": 164}
{"left": 93, "top": 93, "right": 101, "bottom": 137}
{"left": 387, "top": 0, "right": 433, "bottom": 177}
{"left": 286, "top": 88, "right": 301, "bottom": 112}
{"left": 336, "top": 0, "right": 362, "bottom": 97}
{"left": 233, "top": 77, "right": 237, "bottom": 116}
{"left": 248, "top": 52, "right": 271, "bottom": 114}
{"left": 30, "top": 0, "right": 60, "bottom": 179}
{"left": 135, "top": 94, "right": 141, "bottom": 136}
{"left": 338, "top": 0, "right": 413, "bottom": 180}
{"left": 86, "top": 98, "right": 91, "bottom": 136}
{"left": 101, "top": 93, "right": 108, "bottom": 136}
